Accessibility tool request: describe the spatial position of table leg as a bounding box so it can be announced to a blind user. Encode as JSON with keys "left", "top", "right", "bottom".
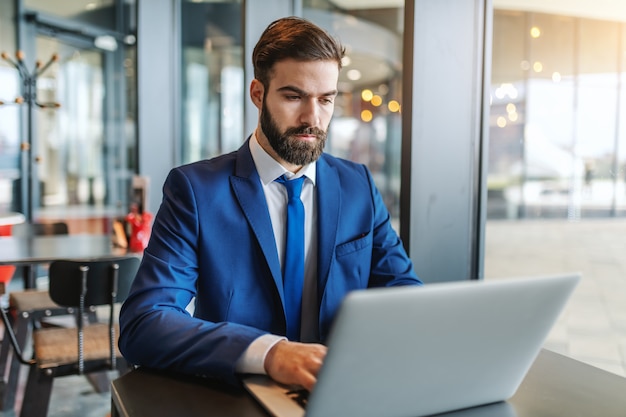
{"left": 111, "top": 398, "right": 120, "bottom": 417}
{"left": 0, "top": 310, "right": 29, "bottom": 411}
{"left": 23, "top": 265, "right": 36, "bottom": 290}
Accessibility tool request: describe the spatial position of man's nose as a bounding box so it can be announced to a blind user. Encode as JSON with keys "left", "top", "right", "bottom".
{"left": 298, "top": 99, "right": 320, "bottom": 126}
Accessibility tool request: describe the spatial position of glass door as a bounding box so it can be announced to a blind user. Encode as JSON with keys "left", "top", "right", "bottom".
{"left": 35, "top": 36, "right": 106, "bottom": 210}
{"left": 17, "top": 25, "right": 134, "bottom": 233}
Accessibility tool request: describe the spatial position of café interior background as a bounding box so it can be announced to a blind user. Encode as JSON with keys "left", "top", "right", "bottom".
{"left": 1, "top": 0, "right": 625, "bottom": 377}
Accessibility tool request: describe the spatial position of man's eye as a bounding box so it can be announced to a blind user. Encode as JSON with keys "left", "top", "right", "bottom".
{"left": 285, "top": 95, "right": 300, "bottom": 101}
{"left": 321, "top": 98, "right": 334, "bottom": 104}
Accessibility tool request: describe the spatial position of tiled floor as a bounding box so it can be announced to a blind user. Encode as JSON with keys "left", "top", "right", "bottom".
{"left": 484, "top": 218, "right": 626, "bottom": 377}
{"left": 0, "top": 358, "right": 114, "bottom": 417}
{"left": 0, "top": 218, "right": 624, "bottom": 416}
{"left": 3, "top": 370, "right": 114, "bottom": 417}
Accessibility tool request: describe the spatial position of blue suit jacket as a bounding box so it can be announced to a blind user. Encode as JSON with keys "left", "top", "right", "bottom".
{"left": 119, "top": 139, "right": 420, "bottom": 385}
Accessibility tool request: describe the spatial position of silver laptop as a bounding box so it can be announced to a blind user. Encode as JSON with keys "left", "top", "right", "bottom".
{"left": 243, "top": 273, "right": 580, "bottom": 417}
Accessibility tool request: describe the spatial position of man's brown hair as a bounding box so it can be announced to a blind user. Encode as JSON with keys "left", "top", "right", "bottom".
{"left": 252, "top": 16, "right": 345, "bottom": 88}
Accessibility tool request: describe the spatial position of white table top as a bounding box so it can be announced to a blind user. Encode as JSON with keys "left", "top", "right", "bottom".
{"left": 0, "top": 212, "right": 25, "bottom": 227}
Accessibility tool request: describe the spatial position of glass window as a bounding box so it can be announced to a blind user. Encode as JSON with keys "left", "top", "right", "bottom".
{"left": 180, "top": 0, "right": 243, "bottom": 164}
{"left": 488, "top": 11, "right": 626, "bottom": 219}
{"left": 2, "top": 1, "right": 137, "bottom": 232}
{"left": 487, "top": 4, "right": 626, "bottom": 377}
{"left": 35, "top": 37, "right": 105, "bottom": 208}
{"left": 179, "top": 0, "right": 405, "bottom": 229}
{"left": 0, "top": 0, "right": 19, "bottom": 213}
{"left": 24, "top": 0, "right": 118, "bottom": 31}
{"left": 304, "top": 1, "right": 405, "bottom": 230}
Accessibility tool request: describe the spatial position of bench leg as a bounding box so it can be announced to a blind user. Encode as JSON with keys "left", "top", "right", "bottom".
{"left": 1, "top": 314, "right": 30, "bottom": 411}
{"left": 19, "top": 365, "right": 53, "bottom": 417}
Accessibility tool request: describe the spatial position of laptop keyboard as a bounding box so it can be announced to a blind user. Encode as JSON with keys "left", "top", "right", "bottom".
{"left": 286, "top": 388, "right": 309, "bottom": 409}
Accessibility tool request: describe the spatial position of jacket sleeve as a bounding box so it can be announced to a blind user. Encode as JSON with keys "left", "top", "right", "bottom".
{"left": 118, "top": 167, "right": 267, "bottom": 386}
{"left": 364, "top": 164, "right": 422, "bottom": 288}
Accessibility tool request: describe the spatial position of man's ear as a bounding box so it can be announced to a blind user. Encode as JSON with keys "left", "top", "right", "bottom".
{"left": 250, "top": 79, "right": 264, "bottom": 110}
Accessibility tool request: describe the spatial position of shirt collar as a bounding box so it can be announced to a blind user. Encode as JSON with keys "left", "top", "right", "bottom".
{"left": 249, "top": 131, "right": 317, "bottom": 186}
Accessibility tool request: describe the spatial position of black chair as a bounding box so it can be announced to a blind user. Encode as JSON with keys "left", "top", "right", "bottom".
{"left": 0, "top": 222, "right": 74, "bottom": 411}
{"left": 0, "top": 255, "right": 140, "bottom": 417}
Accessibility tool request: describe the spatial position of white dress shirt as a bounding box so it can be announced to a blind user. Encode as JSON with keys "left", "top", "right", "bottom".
{"left": 235, "top": 133, "right": 319, "bottom": 374}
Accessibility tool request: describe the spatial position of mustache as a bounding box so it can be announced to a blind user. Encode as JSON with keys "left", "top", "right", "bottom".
{"left": 284, "top": 125, "right": 327, "bottom": 137}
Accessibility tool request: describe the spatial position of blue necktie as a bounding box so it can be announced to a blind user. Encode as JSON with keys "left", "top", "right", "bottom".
{"left": 275, "top": 174, "right": 305, "bottom": 341}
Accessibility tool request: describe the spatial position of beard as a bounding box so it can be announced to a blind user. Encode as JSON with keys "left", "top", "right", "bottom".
{"left": 260, "top": 99, "right": 327, "bottom": 166}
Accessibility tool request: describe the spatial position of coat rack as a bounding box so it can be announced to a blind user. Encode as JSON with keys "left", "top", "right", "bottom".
{"left": 1, "top": 50, "right": 60, "bottom": 221}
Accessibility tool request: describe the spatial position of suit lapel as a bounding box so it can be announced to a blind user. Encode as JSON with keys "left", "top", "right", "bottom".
{"left": 230, "top": 140, "right": 285, "bottom": 305}
{"left": 316, "top": 156, "right": 340, "bottom": 297}
{"left": 230, "top": 144, "right": 341, "bottom": 322}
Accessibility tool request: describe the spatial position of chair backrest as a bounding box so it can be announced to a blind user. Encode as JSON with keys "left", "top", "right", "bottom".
{"left": 48, "top": 256, "right": 140, "bottom": 374}
{"left": 12, "top": 221, "right": 69, "bottom": 237}
{"left": 48, "top": 256, "right": 140, "bottom": 308}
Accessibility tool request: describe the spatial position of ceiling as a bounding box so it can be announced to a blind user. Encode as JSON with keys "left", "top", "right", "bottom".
{"left": 24, "top": 0, "right": 115, "bottom": 18}
{"left": 329, "top": 0, "right": 402, "bottom": 9}
{"left": 22, "top": 0, "right": 626, "bottom": 22}
{"left": 331, "top": 0, "right": 626, "bottom": 22}
{"left": 493, "top": 0, "right": 626, "bottom": 22}
{"left": 25, "top": 0, "right": 626, "bottom": 25}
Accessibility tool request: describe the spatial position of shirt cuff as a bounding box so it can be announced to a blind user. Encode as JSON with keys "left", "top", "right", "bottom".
{"left": 235, "top": 334, "right": 287, "bottom": 375}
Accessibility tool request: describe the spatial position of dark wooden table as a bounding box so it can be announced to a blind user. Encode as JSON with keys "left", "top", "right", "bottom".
{"left": 0, "top": 234, "right": 126, "bottom": 289}
{"left": 111, "top": 349, "right": 626, "bottom": 417}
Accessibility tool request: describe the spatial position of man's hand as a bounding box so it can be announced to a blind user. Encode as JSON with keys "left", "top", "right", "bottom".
{"left": 264, "top": 340, "right": 327, "bottom": 392}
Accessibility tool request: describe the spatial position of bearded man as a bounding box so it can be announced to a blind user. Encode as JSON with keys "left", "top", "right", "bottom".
{"left": 119, "top": 16, "right": 420, "bottom": 392}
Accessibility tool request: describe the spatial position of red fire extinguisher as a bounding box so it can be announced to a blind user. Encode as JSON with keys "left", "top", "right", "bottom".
{"left": 125, "top": 203, "right": 152, "bottom": 253}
